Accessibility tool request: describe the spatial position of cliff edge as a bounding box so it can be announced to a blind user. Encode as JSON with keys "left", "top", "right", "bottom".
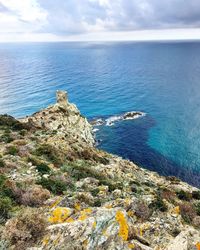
{"left": 0, "top": 91, "right": 199, "bottom": 250}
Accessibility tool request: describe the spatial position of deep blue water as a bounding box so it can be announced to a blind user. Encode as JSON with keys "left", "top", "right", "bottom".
{"left": 0, "top": 41, "right": 200, "bottom": 187}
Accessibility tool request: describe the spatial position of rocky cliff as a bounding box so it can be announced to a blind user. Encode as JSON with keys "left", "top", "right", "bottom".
{"left": 0, "top": 91, "right": 199, "bottom": 250}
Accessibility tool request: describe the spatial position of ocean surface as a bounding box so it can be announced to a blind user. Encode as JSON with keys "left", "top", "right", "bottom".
{"left": 0, "top": 41, "right": 200, "bottom": 187}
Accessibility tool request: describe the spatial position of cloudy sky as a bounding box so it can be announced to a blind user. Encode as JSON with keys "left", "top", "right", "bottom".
{"left": 1, "top": 0, "right": 200, "bottom": 42}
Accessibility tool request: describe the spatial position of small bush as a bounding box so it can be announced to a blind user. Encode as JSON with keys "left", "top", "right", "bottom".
{"left": 34, "top": 144, "right": 65, "bottom": 166}
{"left": 6, "top": 146, "right": 18, "bottom": 156}
{"left": 195, "top": 202, "right": 200, "bottom": 216}
{"left": 160, "top": 189, "right": 176, "bottom": 202}
{"left": 37, "top": 177, "right": 67, "bottom": 195}
{"left": 0, "top": 131, "right": 13, "bottom": 143}
{"left": 36, "top": 163, "right": 51, "bottom": 175}
{"left": 64, "top": 161, "right": 121, "bottom": 191}
{"left": 3, "top": 207, "right": 47, "bottom": 250}
{"left": 91, "top": 188, "right": 100, "bottom": 196}
{"left": 150, "top": 195, "right": 168, "bottom": 212}
{"left": 176, "top": 190, "right": 192, "bottom": 201}
{"left": 0, "top": 196, "right": 12, "bottom": 220}
{"left": 193, "top": 216, "right": 200, "bottom": 228}
{"left": 0, "top": 159, "right": 5, "bottom": 168}
{"left": 19, "top": 129, "right": 27, "bottom": 136}
{"left": 179, "top": 202, "right": 196, "bottom": 224}
{"left": 20, "top": 185, "right": 50, "bottom": 207}
{"left": 134, "top": 201, "right": 150, "bottom": 221}
{"left": 166, "top": 176, "right": 180, "bottom": 183}
{"left": 0, "top": 174, "right": 15, "bottom": 199}
{"left": 192, "top": 191, "right": 200, "bottom": 200}
{"left": 79, "top": 148, "right": 109, "bottom": 165}
{"left": 0, "top": 115, "right": 26, "bottom": 131}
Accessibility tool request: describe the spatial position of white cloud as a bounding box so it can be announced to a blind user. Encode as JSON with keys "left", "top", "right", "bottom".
{"left": 0, "top": 0, "right": 47, "bottom": 34}
{"left": 1, "top": 0, "right": 200, "bottom": 41}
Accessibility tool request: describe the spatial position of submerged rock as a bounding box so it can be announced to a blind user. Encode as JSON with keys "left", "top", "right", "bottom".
{"left": 91, "top": 111, "right": 145, "bottom": 127}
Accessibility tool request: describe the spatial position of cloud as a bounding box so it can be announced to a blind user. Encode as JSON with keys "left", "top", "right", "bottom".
{"left": 0, "top": 0, "right": 47, "bottom": 34}
{"left": 1, "top": 0, "right": 200, "bottom": 41}
{"left": 37, "top": 0, "right": 200, "bottom": 35}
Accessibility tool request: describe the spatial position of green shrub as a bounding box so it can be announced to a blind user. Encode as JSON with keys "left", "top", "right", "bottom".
{"left": 0, "top": 159, "right": 5, "bottom": 168}
{"left": 166, "top": 176, "right": 181, "bottom": 183}
{"left": 37, "top": 177, "right": 67, "bottom": 195}
{"left": 192, "top": 191, "right": 200, "bottom": 200}
{"left": 150, "top": 195, "right": 168, "bottom": 212}
{"left": 0, "top": 196, "right": 12, "bottom": 220}
{"left": 0, "top": 115, "right": 26, "bottom": 131}
{"left": 6, "top": 146, "right": 18, "bottom": 156}
{"left": 34, "top": 144, "right": 64, "bottom": 166}
{"left": 63, "top": 161, "right": 122, "bottom": 191}
{"left": 176, "top": 190, "right": 192, "bottom": 201}
{"left": 195, "top": 202, "right": 200, "bottom": 216}
{"left": 36, "top": 163, "right": 51, "bottom": 175}
{"left": 91, "top": 188, "right": 100, "bottom": 196}
{"left": 19, "top": 129, "right": 27, "bottom": 136}
{"left": 0, "top": 175, "right": 15, "bottom": 199}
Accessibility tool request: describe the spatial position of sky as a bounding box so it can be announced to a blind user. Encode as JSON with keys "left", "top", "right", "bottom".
{"left": 1, "top": 0, "right": 200, "bottom": 42}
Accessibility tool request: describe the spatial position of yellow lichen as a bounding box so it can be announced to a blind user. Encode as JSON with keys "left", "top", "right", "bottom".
{"left": 78, "top": 214, "right": 88, "bottom": 221}
{"left": 102, "top": 227, "right": 108, "bottom": 236}
{"left": 140, "top": 227, "right": 143, "bottom": 236}
{"left": 116, "top": 210, "right": 129, "bottom": 241}
{"left": 172, "top": 206, "right": 180, "bottom": 214}
{"left": 83, "top": 208, "right": 92, "bottom": 213}
{"left": 128, "top": 243, "right": 135, "bottom": 249}
{"left": 50, "top": 197, "right": 62, "bottom": 208}
{"left": 48, "top": 207, "right": 71, "bottom": 224}
{"left": 66, "top": 217, "right": 74, "bottom": 223}
{"left": 196, "top": 242, "right": 200, "bottom": 250}
{"left": 93, "top": 221, "right": 97, "bottom": 228}
{"left": 127, "top": 210, "right": 134, "bottom": 217}
{"left": 42, "top": 236, "right": 50, "bottom": 246}
{"left": 74, "top": 202, "right": 81, "bottom": 211}
{"left": 105, "top": 204, "right": 112, "bottom": 209}
{"left": 78, "top": 208, "right": 92, "bottom": 221}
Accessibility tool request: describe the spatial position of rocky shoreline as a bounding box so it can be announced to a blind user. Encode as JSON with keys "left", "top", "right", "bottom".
{"left": 90, "top": 111, "right": 145, "bottom": 127}
{"left": 0, "top": 91, "right": 199, "bottom": 250}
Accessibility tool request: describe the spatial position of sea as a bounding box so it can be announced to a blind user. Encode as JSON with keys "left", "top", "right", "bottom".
{"left": 0, "top": 41, "right": 200, "bottom": 187}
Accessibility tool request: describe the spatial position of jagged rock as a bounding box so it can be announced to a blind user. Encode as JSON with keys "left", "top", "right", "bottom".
{"left": 166, "top": 227, "right": 200, "bottom": 250}
{"left": 20, "top": 91, "right": 94, "bottom": 146}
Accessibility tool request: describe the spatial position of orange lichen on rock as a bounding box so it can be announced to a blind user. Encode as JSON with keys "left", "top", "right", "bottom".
{"left": 116, "top": 210, "right": 129, "bottom": 241}
{"left": 127, "top": 210, "right": 135, "bottom": 217}
{"left": 172, "top": 206, "right": 180, "bottom": 214}
{"left": 74, "top": 202, "right": 81, "bottom": 211}
{"left": 78, "top": 208, "right": 92, "bottom": 221}
{"left": 128, "top": 243, "right": 135, "bottom": 249}
{"left": 196, "top": 242, "right": 200, "bottom": 250}
{"left": 42, "top": 236, "right": 50, "bottom": 246}
{"left": 48, "top": 207, "right": 71, "bottom": 223}
{"left": 66, "top": 217, "right": 74, "bottom": 223}
{"left": 92, "top": 221, "right": 97, "bottom": 228}
{"left": 50, "top": 197, "right": 62, "bottom": 208}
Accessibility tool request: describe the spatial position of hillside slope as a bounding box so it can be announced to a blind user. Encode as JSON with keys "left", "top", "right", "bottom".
{"left": 0, "top": 91, "right": 199, "bottom": 250}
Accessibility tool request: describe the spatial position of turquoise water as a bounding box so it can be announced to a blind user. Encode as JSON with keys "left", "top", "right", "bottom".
{"left": 0, "top": 42, "right": 200, "bottom": 186}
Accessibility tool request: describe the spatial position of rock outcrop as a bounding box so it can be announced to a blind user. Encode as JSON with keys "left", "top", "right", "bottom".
{"left": 0, "top": 91, "right": 199, "bottom": 250}
{"left": 20, "top": 90, "right": 94, "bottom": 147}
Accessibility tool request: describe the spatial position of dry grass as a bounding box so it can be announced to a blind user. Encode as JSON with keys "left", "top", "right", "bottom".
{"left": 3, "top": 207, "right": 47, "bottom": 250}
